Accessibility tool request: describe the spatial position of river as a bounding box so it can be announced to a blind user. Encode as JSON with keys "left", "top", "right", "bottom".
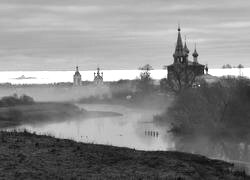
{"left": 15, "top": 103, "right": 174, "bottom": 151}
{"left": 8, "top": 103, "right": 250, "bottom": 172}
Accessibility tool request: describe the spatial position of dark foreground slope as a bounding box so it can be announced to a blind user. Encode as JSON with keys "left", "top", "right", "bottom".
{"left": 0, "top": 131, "right": 248, "bottom": 180}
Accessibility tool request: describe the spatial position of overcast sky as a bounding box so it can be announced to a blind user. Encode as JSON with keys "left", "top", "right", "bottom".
{"left": 0, "top": 0, "right": 250, "bottom": 70}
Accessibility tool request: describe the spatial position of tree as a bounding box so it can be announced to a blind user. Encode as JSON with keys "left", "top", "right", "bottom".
{"left": 138, "top": 64, "right": 153, "bottom": 80}
{"left": 19, "top": 95, "right": 34, "bottom": 104}
{"left": 139, "top": 64, "right": 153, "bottom": 70}
{"left": 160, "top": 78, "right": 169, "bottom": 93}
{"left": 238, "top": 64, "right": 244, "bottom": 76}
{"left": 0, "top": 94, "right": 35, "bottom": 107}
{"left": 137, "top": 64, "right": 154, "bottom": 93}
{"left": 222, "top": 64, "right": 232, "bottom": 69}
{"left": 167, "top": 63, "right": 196, "bottom": 93}
{"left": 237, "top": 64, "right": 244, "bottom": 69}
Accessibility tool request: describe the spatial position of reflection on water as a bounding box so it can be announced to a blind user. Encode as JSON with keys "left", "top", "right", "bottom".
{"left": 7, "top": 103, "right": 250, "bottom": 172}
{"left": 14, "top": 104, "right": 175, "bottom": 151}
{"left": 173, "top": 135, "right": 250, "bottom": 173}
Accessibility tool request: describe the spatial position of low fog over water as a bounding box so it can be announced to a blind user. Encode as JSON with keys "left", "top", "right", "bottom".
{"left": 0, "top": 85, "right": 111, "bottom": 102}
{"left": 1, "top": 72, "right": 250, "bottom": 173}
{"left": 1, "top": 79, "right": 173, "bottom": 150}
{"left": 13, "top": 104, "right": 174, "bottom": 151}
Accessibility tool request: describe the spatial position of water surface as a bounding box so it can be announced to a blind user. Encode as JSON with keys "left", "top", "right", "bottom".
{"left": 15, "top": 104, "right": 174, "bottom": 151}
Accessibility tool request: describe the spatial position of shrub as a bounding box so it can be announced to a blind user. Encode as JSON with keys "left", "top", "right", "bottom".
{"left": 157, "top": 77, "right": 250, "bottom": 142}
{"left": 0, "top": 94, "right": 34, "bottom": 107}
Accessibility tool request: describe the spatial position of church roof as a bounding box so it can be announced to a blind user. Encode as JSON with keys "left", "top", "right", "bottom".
{"left": 184, "top": 41, "right": 189, "bottom": 54}
{"left": 192, "top": 48, "right": 198, "bottom": 57}
{"left": 168, "top": 25, "right": 205, "bottom": 67}
{"left": 74, "top": 66, "right": 81, "bottom": 76}
{"left": 74, "top": 71, "right": 81, "bottom": 76}
{"left": 192, "top": 44, "right": 199, "bottom": 57}
{"left": 94, "top": 76, "right": 103, "bottom": 80}
{"left": 167, "top": 61, "right": 204, "bottom": 67}
{"left": 187, "top": 61, "right": 204, "bottom": 66}
{"left": 173, "top": 26, "right": 184, "bottom": 57}
{"left": 94, "top": 67, "right": 103, "bottom": 81}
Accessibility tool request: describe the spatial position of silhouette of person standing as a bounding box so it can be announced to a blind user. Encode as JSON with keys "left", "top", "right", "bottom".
{"left": 205, "top": 64, "right": 208, "bottom": 74}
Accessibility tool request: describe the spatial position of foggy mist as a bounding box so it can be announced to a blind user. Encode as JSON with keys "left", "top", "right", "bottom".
{"left": 0, "top": 84, "right": 111, "bottom": 102}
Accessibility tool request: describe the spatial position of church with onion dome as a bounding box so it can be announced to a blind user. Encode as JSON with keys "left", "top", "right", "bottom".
{"left": 94, "top": 67, "right": 103, "bottom": 85}
{"left": 73, "top": 66, "right": 82, "bottom": 86}
{"left": 167, "top": 26, "right": 205, "bottom": 80}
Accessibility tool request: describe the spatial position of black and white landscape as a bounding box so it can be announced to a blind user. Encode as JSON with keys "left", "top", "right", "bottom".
{"left": 0, "top": 0, "right": 249, "bottom": 179}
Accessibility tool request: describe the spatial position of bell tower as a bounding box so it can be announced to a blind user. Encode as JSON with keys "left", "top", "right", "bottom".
{"left": 73, "top": 66, "right": 82, "bottom": 86}
{"left": 192, "top": 44, "right": 199, "bottom": 63}
{"left": 173, "top": 25, "right": 187, "bottom": 64}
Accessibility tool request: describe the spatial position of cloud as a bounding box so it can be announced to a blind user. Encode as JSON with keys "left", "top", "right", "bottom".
{"left": 216, "top": 21, "right": 250, "bottom": 28}
{"left": 0, "top": 0, "right": 249, "bottom": 70}
{"left": 43, "top": 5, "right": 102, "bottom": 14}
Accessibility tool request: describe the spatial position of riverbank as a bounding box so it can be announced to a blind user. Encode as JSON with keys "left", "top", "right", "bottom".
{"left": 0, "top": 102, "right": 122, "bottom": 128}
{"left": 0, "top": 131, "right": 247, "bottom": 180}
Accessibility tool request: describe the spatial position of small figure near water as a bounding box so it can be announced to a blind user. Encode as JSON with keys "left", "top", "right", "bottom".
{"left": 205, "top": 64, "right": 209, "bottom": 74}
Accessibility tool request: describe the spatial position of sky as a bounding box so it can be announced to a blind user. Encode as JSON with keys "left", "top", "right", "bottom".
{"left": 0, "top": 0, "right": 250, "bottom": 71}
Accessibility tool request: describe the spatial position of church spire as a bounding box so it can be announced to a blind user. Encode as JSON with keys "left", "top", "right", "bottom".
{"left": 183, "top": 35, "right": 189, "bottom": 55}
{"left": 97, "top": 67, "right": 100, "bottom": 75}
{"left": 192, "top": 43, "right": 199, "bottom": 63}
{"left": 73, "top": 66, "right": 82, "bottom": 86}
{"left": 176, "top": 25, "right": 183, "bottom": 51}
{"left": 173, "top": 24, "right": 184, "bottom": 63}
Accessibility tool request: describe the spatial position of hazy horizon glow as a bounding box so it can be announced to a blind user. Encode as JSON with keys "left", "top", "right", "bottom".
{"left": 0, "top": 68, "right": 248, "bottom": 84}
{"left": 0, "top": 0, "right": 250, "bottom": 70}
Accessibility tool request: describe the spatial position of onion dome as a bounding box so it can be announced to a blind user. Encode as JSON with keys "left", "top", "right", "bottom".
{"left": 74, "top": 66, "right": 81, "bottom": 76}
{"left": 192, "top": 44, "right": 199, "bottom": 58}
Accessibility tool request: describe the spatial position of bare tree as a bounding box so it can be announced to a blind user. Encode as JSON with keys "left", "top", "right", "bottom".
{"left": 139, "top": 64, "right": 153, "bottom": 81}
{"left": 137, "top": 64, "right": 154, "bottom": 93}
{"left": 237, "top": 64, "right": 244, "bottom": 76}
{"left": 167, "top": 63, "right": 196, "bottom": 93}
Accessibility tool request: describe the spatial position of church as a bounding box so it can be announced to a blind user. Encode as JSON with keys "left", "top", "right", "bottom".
{"left": 73, "top": 66, "right": 82, "bottom": 86}
{"left": 167, "top": 26, "right": 205, "bottom": 80}
{"left": 94, "top": 67, "right": 103, "bottom": 85}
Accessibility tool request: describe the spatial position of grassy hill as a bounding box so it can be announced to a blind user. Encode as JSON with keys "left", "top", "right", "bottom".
{"left": 0, "top": 131, "right": 248, "bottom": 180}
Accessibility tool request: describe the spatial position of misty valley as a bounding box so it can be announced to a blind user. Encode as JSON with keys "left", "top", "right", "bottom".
{"left": 0, "top": 2, "right": 249, "bottom": 177}
{"left": 0, "top": 85, "right": 171, "bottom": 151}
{"left": 8, "top": 103, "right": 170, "bottom": 151}
{"left": 0, "top": 76, "right": 250, "bottom": 177}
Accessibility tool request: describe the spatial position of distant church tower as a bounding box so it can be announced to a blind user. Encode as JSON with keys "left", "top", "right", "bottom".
{"left": 192, "top": 44, "right": 199, "bottom": 63}
{"left": 173, "top": 25, "right": 188, "bottom": 64}
{"left": 94, "top": 67, "right": 103, "bottom": 84}
{"left": 167, "top": 25, "right": 205, "bottom": 80}
{"left": 73, "top": 66, "right": 82, "bottom": 86}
